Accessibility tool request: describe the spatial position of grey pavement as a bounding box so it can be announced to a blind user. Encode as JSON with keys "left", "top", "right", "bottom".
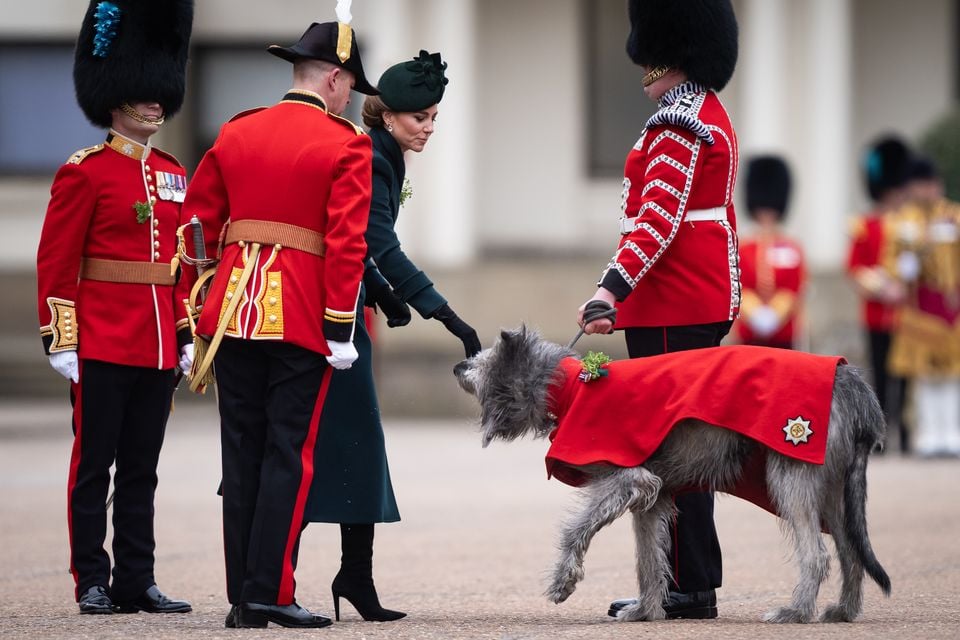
{"left": 1, "top": 401, "right": 958, "bottom": 639}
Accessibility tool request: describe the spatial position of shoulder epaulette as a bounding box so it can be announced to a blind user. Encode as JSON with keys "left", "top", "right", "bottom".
{"left": 151, "top": 147, "right": 184, "bottom": 168}
{"left": 65, "top": 144, "right": 104, "bottom": 165}
{"left": 327, "top": 112, "right": 365, "bottom": 136}
{"left": 229, "top": 106, "right": 268, "bottom": 122}
{"left": 645, "top": 90, "right": 714, "bottom": 144}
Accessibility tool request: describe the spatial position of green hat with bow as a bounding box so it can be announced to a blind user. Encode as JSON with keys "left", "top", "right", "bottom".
{"left": 377, "top": 50, "right": 448, "bottom": 112}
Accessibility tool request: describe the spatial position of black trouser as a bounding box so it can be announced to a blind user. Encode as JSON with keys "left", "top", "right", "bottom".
{"left": 624, "top": 321, "right": 731, "bottom": 593}
{"left": 67, "top": 360, "right": 175, "bottom": 601}
{"left": 215, "top": 338, "right": 332, "bottom": 605}
{"left": 868, "top": 330, "right": 909, "bottom": 452}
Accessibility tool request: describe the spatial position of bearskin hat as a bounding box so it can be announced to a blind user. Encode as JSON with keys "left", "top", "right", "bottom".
{"left": 746, "top": 155, "right": 792, "bottom": 220}
{"left": 863, "top": 136, "right": 911, "bottom": 202}
{"left": 74, "top": 0, "right": 194, "bottom": 128}
{"left": 626, "top": 0, "right": 738, "bottom": 91}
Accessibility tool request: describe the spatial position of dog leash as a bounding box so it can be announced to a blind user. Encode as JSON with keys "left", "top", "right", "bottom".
{"left": 568, "top": 300, "right": 618, "bottom": 349}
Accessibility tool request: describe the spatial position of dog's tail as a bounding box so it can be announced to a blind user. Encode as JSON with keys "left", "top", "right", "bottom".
{"left": 841, "top": 366, "right": 892, "bottom": 596}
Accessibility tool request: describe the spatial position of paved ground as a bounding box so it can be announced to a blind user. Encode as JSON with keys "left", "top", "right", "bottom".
{"left": 1, "top": 401, "right": 958, "bottom": 639}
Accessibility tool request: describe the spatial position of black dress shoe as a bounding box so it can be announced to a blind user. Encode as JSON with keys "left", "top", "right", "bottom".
{"left": 78, "top": 585, "right": 113, "bottom": 614}
{"left": 607, "top": 590, "right": 718, "bottom": 619}
{"left": 113, "top": 585, "right": 192, "bottom": 613}
{"left": 225, "top": 605, "right": 238, "bottom": 628}
{"left": 237, "top": 602, "right": 332, "bottom": 628}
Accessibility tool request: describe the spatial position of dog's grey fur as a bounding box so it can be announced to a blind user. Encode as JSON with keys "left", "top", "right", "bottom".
{"left": 454, "top": 327, "right": 891, "bottom": 623}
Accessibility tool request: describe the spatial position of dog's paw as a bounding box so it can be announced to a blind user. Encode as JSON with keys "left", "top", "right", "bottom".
{"left": 762, "top": 606, "right": 814, "bottom": 624}
{"left": 616, "top": 602, "right": 665, "bottom": 622}
{"left": 820, "top": 604, "right": 856, "bottom": 623}
{"left": 545, "top": 566, "right": 583, "bottom": 604}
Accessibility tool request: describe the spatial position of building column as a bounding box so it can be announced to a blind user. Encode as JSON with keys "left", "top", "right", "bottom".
{"left": 739, "top": 0, "right": 790, "bottom": 153}
{"left": 807, "top": 0, "right": 853, "bottom": 270}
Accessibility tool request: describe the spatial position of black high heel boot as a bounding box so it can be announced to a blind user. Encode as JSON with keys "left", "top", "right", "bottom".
{"left": 331, "top": 524, "right": 406, "bottom": 622}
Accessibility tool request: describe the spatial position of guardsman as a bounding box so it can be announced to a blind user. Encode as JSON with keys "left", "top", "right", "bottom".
{"left": 886, "top": 157, "right": 960, "bottom": 456}
{"left": 577, "top": 0, "right": 739, "bottom": 621}
{"left": 846, "top": 136, "right": 912, "bottom": 451}
{"left": 35, "top": 0, "right": 194, "bottom": 616}
{"left": 735, "top": 156, "right": 806, "bottom": 349}
{"left": 174, "top": 16, "right": 377, "bottom": 628}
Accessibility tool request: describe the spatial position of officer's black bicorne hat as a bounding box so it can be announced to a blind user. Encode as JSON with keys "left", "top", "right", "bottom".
{"left": 626, "top": 0, "right": 738, "bottom": 91}
{"left": 863, "top": 136, "right": 911, "bottom": 202}
{"left": 74, "top": 0, "right": 194, "bottom": 128}
{"left": 268, "top": 22, "right": 379, "bottom": 96}
{"left": 746, "top": 155, "right": 792, "bottom": 221}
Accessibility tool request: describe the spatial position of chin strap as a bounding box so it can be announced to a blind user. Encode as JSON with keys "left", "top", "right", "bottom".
{"left": 120, "top": 102, "right": 165, "bottom": 126}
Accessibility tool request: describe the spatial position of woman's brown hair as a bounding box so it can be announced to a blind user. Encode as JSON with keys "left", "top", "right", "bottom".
{"left": 362, "top": 95, "right": 389, "bottom": 129}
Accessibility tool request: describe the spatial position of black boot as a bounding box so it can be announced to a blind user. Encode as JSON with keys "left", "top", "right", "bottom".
{"left": 331, "top": 524, "right": 405, "bottom": 622}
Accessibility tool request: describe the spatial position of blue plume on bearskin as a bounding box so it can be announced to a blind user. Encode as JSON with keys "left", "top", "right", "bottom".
{"left": 74, "top": 0, "right": 194, "bottom": 128}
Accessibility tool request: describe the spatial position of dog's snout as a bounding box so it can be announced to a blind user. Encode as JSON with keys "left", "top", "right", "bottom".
{"left": 453, "top": 360, "right": 469, "bottom": 378}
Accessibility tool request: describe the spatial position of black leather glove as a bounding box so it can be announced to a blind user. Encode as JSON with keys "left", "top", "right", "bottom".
{"left": 374, "top": 285, "right": 411, "bottom": 328}
{"left": 432, "top": 303, "right": 482, "bottom": 357}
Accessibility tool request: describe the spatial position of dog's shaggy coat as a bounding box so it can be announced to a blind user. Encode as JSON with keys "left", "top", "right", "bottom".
{"left": 454, "top": 328, "right": 891, "bottom": 623}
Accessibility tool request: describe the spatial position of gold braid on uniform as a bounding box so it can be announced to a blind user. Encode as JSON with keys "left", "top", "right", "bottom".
{"left": 642, "top": 66, "right": 670, "bottom": 87}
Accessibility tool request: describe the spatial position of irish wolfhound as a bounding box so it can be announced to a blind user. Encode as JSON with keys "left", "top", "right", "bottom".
{"left": 453, "top": 327, "right": 891, "bottom": 623}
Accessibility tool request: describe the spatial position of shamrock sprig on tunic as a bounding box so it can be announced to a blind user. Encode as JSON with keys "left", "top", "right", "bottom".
{"left": 578, "top": 351, "right": 612, "bottom": 383}
{"left": 133, "top": 200, "right": 153, "bottom": 224}
{"left": 400, "top": 177, "right": 413, "bottom": 207}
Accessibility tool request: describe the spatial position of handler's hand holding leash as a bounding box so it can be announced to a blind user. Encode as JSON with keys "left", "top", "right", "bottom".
{"left": 571, "top": 291, "right": 618, "bottom": 349}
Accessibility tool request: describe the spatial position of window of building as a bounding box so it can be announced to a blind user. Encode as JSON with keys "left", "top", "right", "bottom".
{"left": 0, "top": 44, "right": 101, "bottom": 175}
{"left": 190, "top": 45, "right": 365, "bottom": 163}
{"left": 584, "top": 0, "right": 656, "bottom": 178}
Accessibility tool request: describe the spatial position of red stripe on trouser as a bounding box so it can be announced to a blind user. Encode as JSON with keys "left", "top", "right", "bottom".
{"left": 66, "top": 361, "right": 84, "bottom": 600}
{"left": 277, "top": 366, "right": 333, "bottom": 604}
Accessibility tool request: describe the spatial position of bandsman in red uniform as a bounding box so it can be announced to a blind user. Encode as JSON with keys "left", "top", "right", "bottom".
{"left": 175, "top": 19, "right": 377, "bottom": 629}
{"left": 35, "top": 0, "right": 194, "bottom": 616}
{"left": 578, "top": 0, "right": 739, "bottom": 621}
{"left": 735, "top": 156, "right": 806, "bottom": 349}
{"left": 846, "top": 136, "right": 912, "bottom": 451}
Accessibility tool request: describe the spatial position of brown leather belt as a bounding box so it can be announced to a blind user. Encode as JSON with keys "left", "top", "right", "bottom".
{"left": 80, "top": 258, "right": 176, "bottom": 286}
{"left": 225, "top": 219, "right": 326, "bottom": 256}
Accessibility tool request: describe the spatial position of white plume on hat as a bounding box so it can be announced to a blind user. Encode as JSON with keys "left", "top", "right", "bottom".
{"left": 336, "top": 0, "right": 352, "bottom": 24}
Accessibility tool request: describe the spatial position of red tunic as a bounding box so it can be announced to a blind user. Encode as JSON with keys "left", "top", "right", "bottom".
{"left": 847, "top": 213, "right": 897, "bottom": 331}
{"left": 544, "top": 346, "right": 844, "bottom": 502}
{"left": 176, "top": 91, "right": 373, "bottom": 354}
{"left": 600, "top": 82, "right": 740, "bottom": 327}
{"left": 735, "top": 235, "right": 806, "bottom": 345}
{"left": 36, "top": 133, "right": 187, "bottom": 369}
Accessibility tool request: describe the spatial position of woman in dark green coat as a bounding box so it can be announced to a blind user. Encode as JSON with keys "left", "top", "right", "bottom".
{"left": 303, "top": 50, "right": 480, "bottom": 622}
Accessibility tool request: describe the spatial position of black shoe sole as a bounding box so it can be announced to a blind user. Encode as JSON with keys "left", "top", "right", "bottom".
{"left": 79, "top": 606, "right": 113, "bottom": 615}
{"left": 237, "top": 610, "right": 332, "bottom": 629}
{"left": 113, "top": 604, "right": 193, "bottom": 614}
{"left": 607, "top": 605, "right": 718, "bottom": 620}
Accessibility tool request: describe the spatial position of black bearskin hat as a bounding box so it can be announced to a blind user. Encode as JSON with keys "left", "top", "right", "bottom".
{"left": 746, "top": 155, "right": 792, "bottom": 221}
{"left": 74, "top": 0, "right": 194, "bottom": 128}
{"left": 626, "top": 0, "right": 738, "bottom": 91}
{"left": 863, "top": 136, "right": 911, "bottom": 202}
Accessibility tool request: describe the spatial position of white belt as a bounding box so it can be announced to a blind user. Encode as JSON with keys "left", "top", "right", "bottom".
{"left": 619, "top": 206, "right": 728, "bottom": 235}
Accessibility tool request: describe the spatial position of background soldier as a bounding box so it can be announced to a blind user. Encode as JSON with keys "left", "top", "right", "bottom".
{"left": 887, "top": 157, "right": 960, "bottom": 457}
{"left": 847, "top": 136, "right": 912, "bottom": 452}
{"left": 175, "top": 17, "right": 378, "bottom": 629}
{"left": 735, "top": 156, "right": 806, "bottom": 350}
{"left": 35, "top": 0, "right": 194, "bottom": 615}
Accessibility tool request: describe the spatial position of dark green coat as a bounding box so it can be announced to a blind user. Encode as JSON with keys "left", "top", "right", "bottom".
{"left": 303, "top": 281, "right": 400, "bottom": 524}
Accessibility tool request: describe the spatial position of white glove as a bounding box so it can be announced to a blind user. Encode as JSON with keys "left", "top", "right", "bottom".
{"left": 179, "top": 343, "right": 194, "bottom": 375}
{"left": 896, "top": 251, "right": 921, "bottom": 282}
{"left": 325, "top": 340, "right": 358, "bottom": 370}
{"left": 49, "top": 351, "right": 79, "bottom": 383}
{"left": 748, "top": 305, "right": 781, "bottom": 338}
